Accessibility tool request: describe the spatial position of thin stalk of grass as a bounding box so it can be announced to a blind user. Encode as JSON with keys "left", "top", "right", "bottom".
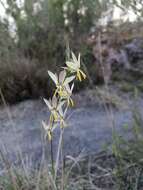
{"left": 47, "top": 170, "right": 58, "bottom": 190}
{"left": 0, "top": 149, "right": 18, "bottom": 190}
{"left": 60, "top": 129, "right": 65, "bottom": 190}
{"left": 50, "top": 138, "right": 55, "bottom": 176}
{"left": 54, "top": 128, "right": 64, "bottom": 180}
{"left": 64, "top": 155, "right": 82, "bottom": 188}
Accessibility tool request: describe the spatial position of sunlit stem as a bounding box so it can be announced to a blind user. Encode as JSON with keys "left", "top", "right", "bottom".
{"left": 54, "top": 128, "right": 64, "bottom": 180}
{"left": 49, "top": 118, "right": 54, "bottom": 176}
{"left": 50, "top": 138, "right": 54, "bottom": 176}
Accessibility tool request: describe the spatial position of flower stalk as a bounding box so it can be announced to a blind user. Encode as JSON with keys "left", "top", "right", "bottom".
{"left": 42, "top": 51, "right": 86, "bottom": 179}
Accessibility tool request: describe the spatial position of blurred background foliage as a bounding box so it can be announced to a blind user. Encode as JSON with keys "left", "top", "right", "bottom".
{"left": 0, "top": 0, "right": 143, "bottom": 103}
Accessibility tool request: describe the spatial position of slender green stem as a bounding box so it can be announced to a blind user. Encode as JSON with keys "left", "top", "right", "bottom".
{"left": 54, "top": 129, "right": 64, "bottom": 180}
{"left": 50, "top": 139, "right": 55, "bottom": 176}
{"left": 61, "top": 129, "right": 65, "bottom": 190}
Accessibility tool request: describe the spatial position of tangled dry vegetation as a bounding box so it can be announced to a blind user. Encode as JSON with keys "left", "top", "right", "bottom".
{"left": 1, "top": 134, "right": 143, "bottom": 190}
{"left": 1, "top": 22, "right": 143, "bottom": 104}
{"left": 1, "top": 52, "right": 143, "bottom": 190}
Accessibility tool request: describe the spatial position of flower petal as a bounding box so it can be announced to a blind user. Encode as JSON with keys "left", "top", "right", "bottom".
{"left": 64, "top": 76, "right": 75, "bottom": 85}
{"left": 78, "top": 53, "right": 81, "bottom": 67}
{"left": 44, "top": 98, "right": 52, "bottom": 110}
{"left": 59, "top": 70, "right": 66, "bottom": 83}
{"left": 52, "top": 96, "right": 58, "bottom": 107}
{"left": 48, "top": 70, "right": 58, "bottom": 84}
{"left": 71, "top": 83, "right": 74, "bottom": 91}
{"left": 77, "top": 70, "right": 82, "bottom": 81}
{"left": 66, "top": 61, "right": 77, "bottom": 70}
{"left": 42, "top": 121, "right": 49, "bottom": 130}
{"left": 57, "top": 100, "right": 65, "bottom": 110}
{"left": 47, "top": 130, "right": 52, "bottom": 141}
{"left": 80, "top": 69, "right": 86, "bottom": 79}
{"left": 65, "top": 84, "right": 71, "bottom": 93}
{"left": 71, "top": 52, "right": 78, "bottom": 64}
